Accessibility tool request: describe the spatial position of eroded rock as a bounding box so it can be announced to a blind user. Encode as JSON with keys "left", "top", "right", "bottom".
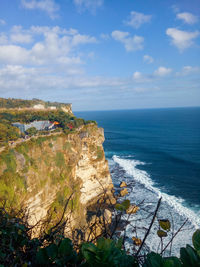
{"left": 120, "top": 181, "right": 127, "bottom": 188}
{"left": 104, "top": 209, "right": 112, "bottom": 224}
{"left": 126, "top": 205, "right": 139, "bottom": 214}
{"left": 120, "top": 188, "right": 128, "bottom": 197}
{"left": 132, "top": 236, "right": 142, "bottom": 246}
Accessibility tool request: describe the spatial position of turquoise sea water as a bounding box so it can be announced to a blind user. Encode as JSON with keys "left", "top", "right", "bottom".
{"left": 75, "top": 107, "right": 200, "bottom": 254}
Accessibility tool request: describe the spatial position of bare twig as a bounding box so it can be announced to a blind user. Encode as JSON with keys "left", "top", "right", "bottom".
{"left": 161, "top": 218, "right": 188, "bottom": 254}
{"left": 136, "top": 197, "right": 162, "bottom": 256}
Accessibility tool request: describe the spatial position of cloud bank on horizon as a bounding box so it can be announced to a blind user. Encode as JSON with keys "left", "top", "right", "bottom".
{"left": 0, "top": 0, "right": 199, "bottom": 110}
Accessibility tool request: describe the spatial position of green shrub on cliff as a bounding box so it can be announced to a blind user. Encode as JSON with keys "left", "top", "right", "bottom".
{"left": 0, "top": 108, "right": 87, "bottom": 144}
{"left": 0, "top": 123, "right": 20, "bottom": 144}
{"left": 0, "top": 149, "right": 17, "bottom": 173}
{"left": 26, "top": 127, "right": 38, "bottom": 136}
{"left": 55, "top": 152, "right": 65, "bottom": 168}
{"left": 0, "top": 171, "right": 26, "bottom": 209}
{"left": 96, "top": 146, "right": 104, "bottom": 160}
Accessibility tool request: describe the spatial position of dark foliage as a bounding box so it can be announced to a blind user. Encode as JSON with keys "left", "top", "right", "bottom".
{"left": 0, "top": 207, "right": 199, "bottom": 266}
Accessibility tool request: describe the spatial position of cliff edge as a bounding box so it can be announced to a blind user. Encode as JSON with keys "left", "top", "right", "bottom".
{"left": 0, "top": 124, "right": 113, "bottom": 234}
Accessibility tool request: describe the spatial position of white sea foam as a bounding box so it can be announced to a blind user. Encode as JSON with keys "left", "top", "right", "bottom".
{"left": 112, "top": 155, "right": 200, "bottom": 227}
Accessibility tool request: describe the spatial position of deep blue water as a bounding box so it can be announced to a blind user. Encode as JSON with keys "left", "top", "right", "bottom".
{"left": 75, "top": 107, "right": 200, "bottom": 253}
{"left": 75, "top": 107, "right": 200, "bottom": 214}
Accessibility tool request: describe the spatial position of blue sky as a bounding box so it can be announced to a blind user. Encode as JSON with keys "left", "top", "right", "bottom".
{"left": 0, "top": 0, "right": 199, "bottom": 111}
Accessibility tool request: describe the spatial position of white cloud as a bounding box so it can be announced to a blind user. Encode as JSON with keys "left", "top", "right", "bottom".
{"left": 0, "top": 26, "right": 96, "bottom": 66}
{"left": 176, "top": 66, "right": 200, "bottom": 76}
{"left": 30, "top": 25, "right": 69, "bottom": 35}
{"left": 166, "top": 28, "right": 199, "bottom": 51}
{"left": 100, "top": 33, "right": 110, "bottom": 40}
{"left": 71, "top": 34, "right": 96, "bottom": 46}
{"left": 10, "top": 33, "right": 33, "bottom": 44}
{"left": 143, "top": 54, "right": 154, "bottom": 64}
{"left": 125, "top": 11, "right": 152, "bottom": 29}
{"left": 112, "top": 30, "right": 144, "bottom": 52}
{"left": 112, "top": 31, "right": 129, "bottom": 40}
{"left": 0, "top": 64, "right": 124, "bottom": 97}
{"left": 0, "top": 19, "right": 6, "bottom": 25}
{"left": 133, "top": 71, "right": 142, "bottom": 80}
{"left": 132, "top": 71, "right": 153, "bottom": 83}
{"left": 176, "top": 12, "right": 198, "bottom": 25}
{"left": 0, "top": 25, "right": 105, "bottom": 99}
{"left": 10, "top": 25, "right": 33, "bottom": 44}
{"left": 21, "top": 0, "right": 59, "bottom": 19}
{"left": 73, "top": 0, "right": 103, "bottom": 13}
{"left": 132, "top": 65, "right": 200, "bottom": 85}
{"left": 0, "top": 33, "right": 8, "bottom": 44}
{"left": 0, "top": 45, "right": 30, "bottom": 64}
{"left": 154, "top": 66, "right": 172, "bottom": 77}
{"left": 132, "top": 65, "right": 200, "bottom": 82}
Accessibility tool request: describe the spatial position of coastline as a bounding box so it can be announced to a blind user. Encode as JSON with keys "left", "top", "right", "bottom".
{"left": 75, "top": 108, "right": 200, "bottom": 256}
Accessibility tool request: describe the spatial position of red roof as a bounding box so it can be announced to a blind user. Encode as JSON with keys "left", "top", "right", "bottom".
{"left": 67, "top": 123, "right": 74, "bottom": 129}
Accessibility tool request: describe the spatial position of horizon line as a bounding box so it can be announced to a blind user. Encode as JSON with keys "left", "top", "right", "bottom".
{"left": 74, "top": 105, "right": 200, "bottom": 113}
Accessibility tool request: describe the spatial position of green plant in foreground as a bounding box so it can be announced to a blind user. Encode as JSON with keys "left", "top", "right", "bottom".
{"left": 143, "top": 229, "right": 200, "bottom": 267}
{"left": 80, "top": 237, "right": 137, "bottom": 267}
{"left": 0, "top": 206, "right": 200, "bottom": 266}
{"left": 35, "top": 238, "right": 77, "bottom": 266}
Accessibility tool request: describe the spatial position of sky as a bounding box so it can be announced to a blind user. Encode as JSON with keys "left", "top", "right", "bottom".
{"left": 0, "top": 0, "right": 200, "bottom": 111}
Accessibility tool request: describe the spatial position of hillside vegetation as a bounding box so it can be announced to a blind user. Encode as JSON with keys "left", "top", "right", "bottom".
{"left": 0, "top": 97, "right": 71, "bottom": 109}
{"left": 0, "top": 99, "right": 96, "bottom": 145}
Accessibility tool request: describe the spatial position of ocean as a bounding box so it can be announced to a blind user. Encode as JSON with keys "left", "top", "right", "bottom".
{"left": 75, "top": 107, "right": 200, "bottom": 256}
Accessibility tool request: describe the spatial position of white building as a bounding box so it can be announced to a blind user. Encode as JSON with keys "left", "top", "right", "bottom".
{"left": 33, "top": 104, "right": 45, "bottom": 109}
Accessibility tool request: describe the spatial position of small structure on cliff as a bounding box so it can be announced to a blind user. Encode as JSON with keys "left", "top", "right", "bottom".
{"left": 12, "top": 120, "right": 57, "bottom": 133}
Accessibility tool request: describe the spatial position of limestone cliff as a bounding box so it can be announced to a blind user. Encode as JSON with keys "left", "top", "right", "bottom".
{"left": 0, "top": 124, "right": 113, "bottom": 233}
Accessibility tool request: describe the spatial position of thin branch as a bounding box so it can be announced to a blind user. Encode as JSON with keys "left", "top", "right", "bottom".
{"left": 161, "top": 218, "right": 188, "bottom": 254}
{"left": 50, "top": 192, "right": 74, "bottom": 232}
{"left": 136, "top": 197, "right": 162, "bottom": 256}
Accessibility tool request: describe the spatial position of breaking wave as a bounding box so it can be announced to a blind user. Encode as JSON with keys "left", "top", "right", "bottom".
{"left": 113, "top": 155, "right": 200, "bottom": 227}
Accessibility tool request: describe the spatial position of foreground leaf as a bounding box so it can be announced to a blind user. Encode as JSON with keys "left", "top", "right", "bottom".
{"left": 192, "top": 229, "right": 200, "bottom": 251}
{"left": 143, "top": 252, "right": 163, "bottom": 267}
{"left": 180, "top": 245, "right": 200, "bottom": 266}
{"left": 157, "top": 230, "right": 167, "bottom": 238}
{"left": 162, "top": 256, "right": 182, "bottom": 267}
{"left": 159, "top": 220, "right": 171, "bottom": 231}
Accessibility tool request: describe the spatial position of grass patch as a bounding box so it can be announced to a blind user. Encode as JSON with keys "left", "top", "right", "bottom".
{"left": 50, "top": 170, "right": 60, "bottom": 185}
{"left": 0, "top": 171, "right": 26, "bottom": 209}
{"left": 40, "top": 178, "right": 47, "bottom": 188}
{"left": 55, "top": 152, "right": 65, "bottom": 168}
{"left": 63, "top": 142, "right": 71, "bottom": 151}
{"left": 30, "top": 158, "right": 38, "bottom": 170}
{"left": 52, "top": 136, "right": 57, "bottom": 141}
{"left": 35, "top": 136, "right": 48, "bottom": 146}
{"left": 48, "top": 142, "right": 53, "bottom": 148}
{"left": 96, "top": 146, "right": 104, "bottom": 160}
{"left": 0, "top": 149, "right": 17, "bottom": 173}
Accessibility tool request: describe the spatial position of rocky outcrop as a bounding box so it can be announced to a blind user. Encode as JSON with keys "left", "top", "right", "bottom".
{"left": 0, "top": 124, "right": 113, "bottom": 234}
{"left": 132, "top": 236, "right": 142, "bottom": 246}
{"left": 120, "top": 188, "right": 128, "bottom": 197}
{"left": 126, "top": 205, "right": 139, "bottom": 214}
{"left": 120, "top": 181, "right": 127, "bottom": 188}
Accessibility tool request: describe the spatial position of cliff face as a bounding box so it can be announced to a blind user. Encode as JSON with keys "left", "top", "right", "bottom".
{"left": 0, "top": 124, "right": 113, "bottom": 232}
